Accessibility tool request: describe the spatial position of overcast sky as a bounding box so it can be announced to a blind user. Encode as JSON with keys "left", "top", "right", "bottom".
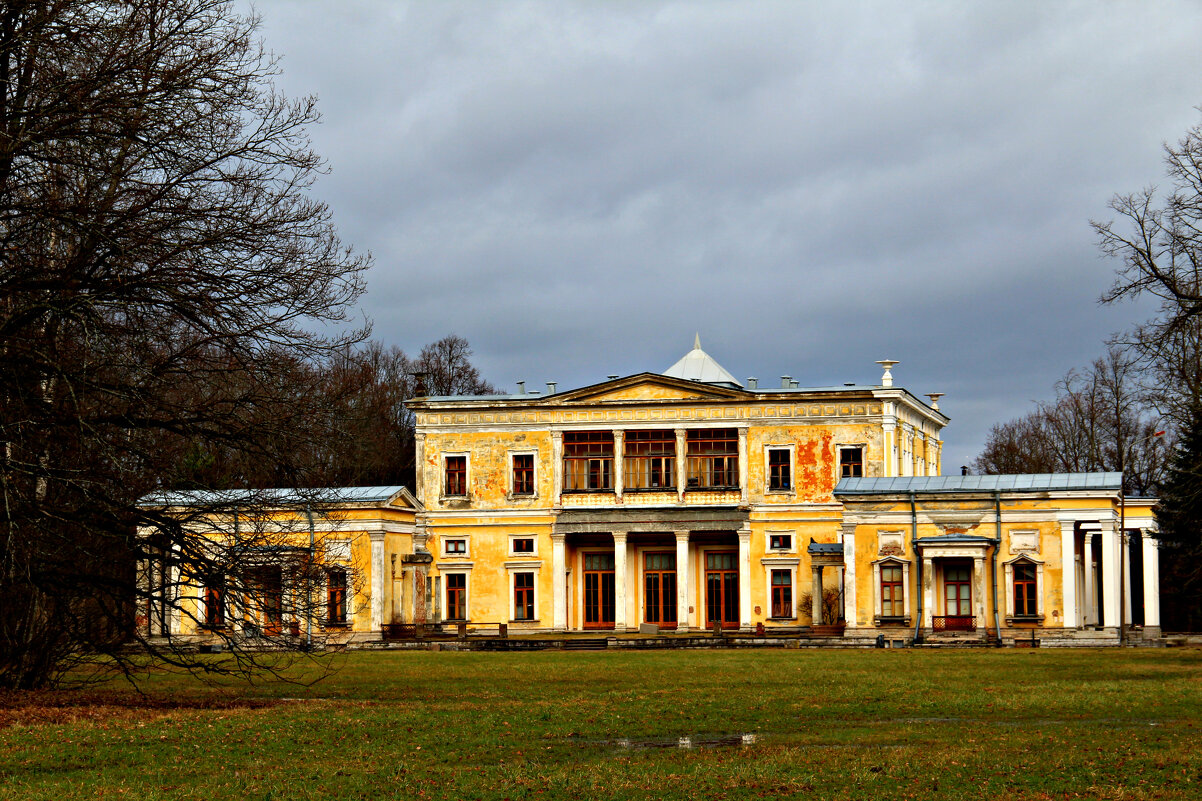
{"left": 246, "top": 1, "right": 1202, "bottom": 471}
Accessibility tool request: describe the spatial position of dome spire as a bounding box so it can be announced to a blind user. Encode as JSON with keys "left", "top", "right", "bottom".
{"left": 662, "top": 335, "right": 742, "bottom": 387}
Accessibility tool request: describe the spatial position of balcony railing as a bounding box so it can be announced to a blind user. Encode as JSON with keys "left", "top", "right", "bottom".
{"left": 932, "top": 615, "right": 977, "bottom": 632}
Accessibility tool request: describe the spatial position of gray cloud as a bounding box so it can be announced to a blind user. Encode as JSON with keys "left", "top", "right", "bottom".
{"left": 246, "top": 0, "right": 1202, "bottom": 470}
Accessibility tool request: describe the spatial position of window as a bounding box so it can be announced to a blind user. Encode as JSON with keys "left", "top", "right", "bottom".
{"left": 513, "top": 572, "right": 535, "bottom": 620}
{"left": 446, "top": 573, "right": 467, "bottom": 620}
{"left": 445, "top": 538, "right": 467, "bottom": 555}
{"left": 771, "top": 570, "right": 793, "bottom": 618}
{"left": 767, "top": 448, "right": 791, "bottom": 491}
{"left": 583, "top": 553, "right": 616, "bottom": 628}
{"left": 512, "top": 453, "right": 535, "bottom": 495}
{"left": 1013, "top": 562, "right": 1037, "bottom": 616}
{"left": 644, "top": 552, "right": 677, "bottom": 627}
{"left": 203, "top": 577, "right": 225, "bottom": 629}
{"left": 564, "top": 431, "right": 614, "bottom": 491}
{"left": 839, "top": 446, "right": 864, "bottom": 478}
{"left": 512, "top": 537, "right": 534, "bottom": 554}
{"left": 445, "top": 455, "right": 467, "bottom": 496}
{"left": 624, "top": 430, "right": 676, "bottom": 489}
{"left": 327, "top": 568, "right": 347, "bottom": 625}
{"left": 769, "top": 534, "right": 792, "bottom": 551}
{"left": 881, "top": 564, "right": 904, "bottom": 618}
{"left": 687, "top": 429, "right": 739, "bottom": 489}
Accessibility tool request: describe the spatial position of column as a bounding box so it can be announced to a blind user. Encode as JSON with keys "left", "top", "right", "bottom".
{"left": 811, "top": 565, "right": 824, "bottom": 624}
{"left": 973, "top": 556, "right": 986, "bottom": 630}
{"left": 675, "top": 530, "right": 690, "bottom": 630}
{"left": 882, "top": 414, "right": 896, "bottom": 478}
{"left": 675, "top": 428, "right": 687, "bottom": 502}
{"left": 551, "top": 532, "right": 567, "bottom": 630}
{"left": 1142, "top": 533, "right": 1161, "bottom": 634}
{"left": 922, "top": 557, "right": 934, "bottom": 629}
{"left": 1059, "top": 520, "right": 1078, "bottom": 628}
{"left": 1099, "top": 519, "right": 1120, "bottom": 630}
{"left": 613, "top": 430, "right": 625, "bottom": 502}
{"left": 738, "top": 525, "right": 752, "bottom": 629}
{"left": 551, "top": 432, "right": 563, "bottom": 504}
{"left": 414, "top": 433, "right": 426, "bottom": 504}
{"left": 369, "top": 532, "right": 386, "bottom": 632}
{"left": 737, "top": 427, "right": 749, "bottom": 505}
{"left": 613, "top": 532, "right": 628, "bottom": 631}
{"left": 1082, "top": 531, "right": 1095, "bottom": 626}
{"left": 1122, "top": 530, "right": 1133, "bottom": 627}
{"left": 841, "top": 522, "right": 858, "bottom": 627}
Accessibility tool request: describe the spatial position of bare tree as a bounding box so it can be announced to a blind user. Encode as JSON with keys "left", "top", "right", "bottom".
{"left": 0, "top": 1, "right": 369, "bottom": 688}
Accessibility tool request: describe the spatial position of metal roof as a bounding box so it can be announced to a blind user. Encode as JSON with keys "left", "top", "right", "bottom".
{"left": 807, "top": 541, "right": 845, "bottom": 554}
{"left": 834, "top": 472, "right": 1122, "bottom": 495}
{"left": 141, "top": 485, "right": 410, "bottom": 508}
{"left": 662, "top": 334, "right": 743, "bottom": 387}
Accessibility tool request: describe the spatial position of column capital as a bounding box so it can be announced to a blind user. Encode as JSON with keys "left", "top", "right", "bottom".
{"left": 550, "top": 531, "right": 566, "bottom": 542}
{"left": 612, "top": 531, "right": 628, "bottom": 545}
{"left": 674, "top": 530, "right": 690, "bottom": 543}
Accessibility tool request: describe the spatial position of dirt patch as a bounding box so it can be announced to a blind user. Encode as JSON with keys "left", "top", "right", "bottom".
{"left": 0, "top": 690, "right": 279, "bottom": 729}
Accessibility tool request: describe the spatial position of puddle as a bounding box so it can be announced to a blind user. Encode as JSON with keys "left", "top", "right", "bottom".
{"left": 588, "top": 733, "right": 759, "bottom": 750}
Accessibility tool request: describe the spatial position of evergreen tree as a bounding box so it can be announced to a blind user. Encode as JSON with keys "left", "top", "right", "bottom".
{"left": 1156, "top": 407, "right": 1202, "bottom": 631}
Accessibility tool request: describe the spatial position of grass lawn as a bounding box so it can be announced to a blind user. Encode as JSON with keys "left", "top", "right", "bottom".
{"left": 1, "top": 648, "right": 1200, "bottom": 800}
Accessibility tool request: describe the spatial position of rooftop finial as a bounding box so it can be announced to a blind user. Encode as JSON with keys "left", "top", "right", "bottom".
{"left": 693, "top": 332, "right": 701, "bottom": 350}
{"left": 875, "top": 360, "right": 899, "bottom": 387}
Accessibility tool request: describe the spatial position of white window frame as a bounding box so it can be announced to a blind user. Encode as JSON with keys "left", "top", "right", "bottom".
{"left": 760, "top": 557, "right": 799, "bottom": 620}
{"left": 837, "top": 443, "right": 867, "bottom": 480}
{"left": 765, "top": 529, "right": 795, "bottom": 553}
{"left": 763, "top": 445, "right": 795, "bottom": 495}
{"left": 442, "top": 534, "right": 471, "bottom": 558}
{"left": 436, "top": 564, "right": 473, "bottom": 622}
{"left": 441, "top": 451, "right": 470, "bottom": 499}
{"left": 508, "top": 449, "right": 538, "bottom": 499}
{"left": 505, "top": 561, "right": 541, "bottom": 622}
{"left": 508, "top": 534, "right": 538, "bottom": 557}
{"left": 872, "top": 557, "right": 911, "bottom": 621}
{"left": 1004, "top": 555, "right": 1045, "bottom": 619}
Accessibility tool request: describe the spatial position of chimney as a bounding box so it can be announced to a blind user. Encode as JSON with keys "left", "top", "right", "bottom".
{"left": 607, "top": 374, "right": 619, "bottom": 381}
{"left": 546, "top": 382, "right": 557, "bottom": 394}
{"left": 408, "top": 371, "right": 429, "bottom": 398}
{"left": 780, "top": 375, "right": 792, "bottom": 388}
{"left": 516, "top": 381, "right": 526, "bottom": 394}
{"left": 747, "top": 377, "right": 758, "bottom": 389}
{"left": 961, "top": 465, "right": 969, "bottom": 476}
{"left": 790, "top": 380, "right": 799, "bottom": 388}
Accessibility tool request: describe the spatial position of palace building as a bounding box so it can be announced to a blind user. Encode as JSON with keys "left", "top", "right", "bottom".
{"left": 143, "top": 339, "right": 1162, "bottom": 646}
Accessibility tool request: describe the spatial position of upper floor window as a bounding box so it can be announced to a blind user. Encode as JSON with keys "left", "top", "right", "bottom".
{"left": 445, "top": 455, "right": 467, "bottom": 496}
{"left": 769, "top": 533, "right": 792, "bottom": 551}
{"left": 564, "top": 431, "right": 614, "bottom": 491}
{"left": 512, "top": 453, "right": 535, "bottom": 495}
{"left": 512, "top": 537, "right": 535, "bottom": 554}
{"left": 839, "top": 446, "right": 864, "bottom": 478}
{"left": 687, "top": 429, "right": 738, "bottom": 489}
{"left": 444, "top": 538, "right": 467, "bottom": 555}
{"left": 624, "top": 430, "right": 676, "bottom": 490}
{"left": 767, "top": 448, "right": 791, "bottom": 491}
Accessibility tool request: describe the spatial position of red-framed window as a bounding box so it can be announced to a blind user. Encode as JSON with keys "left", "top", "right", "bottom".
{"left": 687, "top": 429, "right": 739, "bottom": 489}
{"left": 583, "top": 553, "right": 615, "bottom": 628}
{"left": 944, "top": 564, "right": 972, "bottom": 617}
{"left": 564, "top": 432, "right": 614, "bottom": 491}
{"left": 446, "top": 573, "right": 467, "bottom": 620}
{"left": 514, "top": 572, "right": 535, "bottom": 621}
{"left": 644, "top": 552, "right": 677, "bottom": 627}
{"left": 203, "top": 578, "right": 225, "bottom": 629}
{"left": 512, "top": 454, "right": 535, "bottom": 495}
{"left": 1013, "top": 562, "right": 1037, "bottom": 616}
{"left": 771, "top": 569, "right": 793, "bottom": 618}
{"left": 445, "top": 455, "right": 467, "bottom": 496}
{"left": 839, "top": 446, "right": 864, "bottom": 478}
{"left": 327, "top": 568, "right": 347, "bottom": 625}
{"left": 624, "top": 430, "right": 676, "bottom": 489}
{"left": 512, "top": 537, "right": 534, "bottom": 554}
{"left": 445, "top": 538, "right": 466, "bottom": 554}
{"left": 769, "top": 534, "right": 792, "bottom": 551}
{"left": 881, "top": 564, "right": 904, "bottom": 617}
{"left": 768, "top": 448, "right": 791, "bottom": 491}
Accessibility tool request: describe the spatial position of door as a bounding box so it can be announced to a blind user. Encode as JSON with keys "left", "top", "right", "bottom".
{"left": 583, "top": 553, "right": 615, "bottom": 629}
{"left": 252, "top": 566, "right": 283, "bottom": 636}
{"left": 644, "top": 552, "right": 677, "bottom": 628}
{"left": 705, "top": 551, "right": 739, "bottom": 629}
{"left": 944, "top": 563, "right": 972, "bottom": 620}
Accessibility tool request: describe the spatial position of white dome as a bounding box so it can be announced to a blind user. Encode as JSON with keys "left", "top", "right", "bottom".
{"left": 662, "top": 334, "right": 742, "bottom": 387}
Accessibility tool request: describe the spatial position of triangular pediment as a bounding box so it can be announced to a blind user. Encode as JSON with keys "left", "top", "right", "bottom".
{"left": 552, "top": 373, "right": 749, "bottom": 404}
